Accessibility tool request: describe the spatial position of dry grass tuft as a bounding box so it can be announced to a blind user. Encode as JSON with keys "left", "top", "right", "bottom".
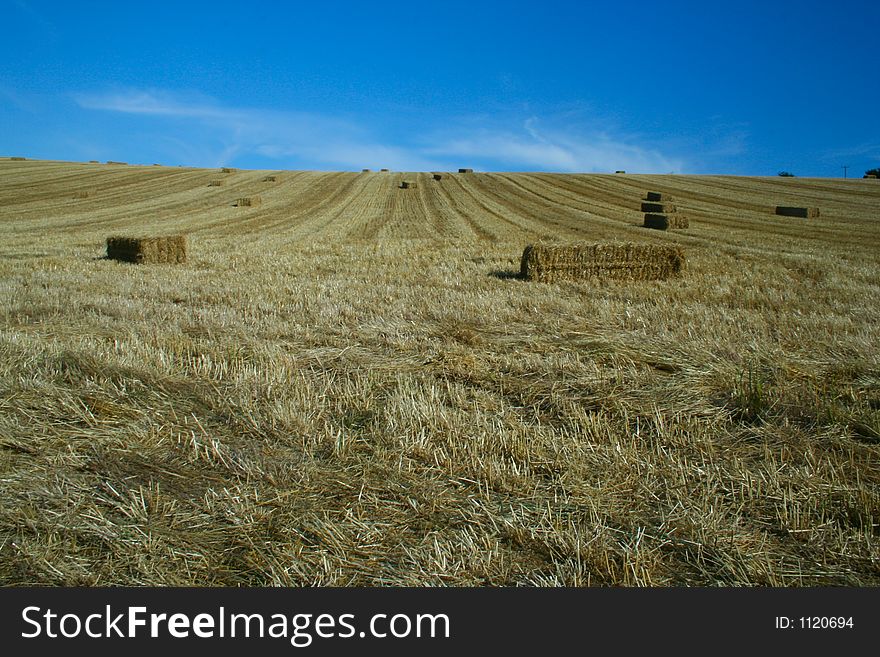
{"left": 105, "top": 235, "right": 188, "bottom": 264}
{"left": 520, "top": 242, "right": 685, "bottom": 282}
{"left": 775, "top": 206, "right": 820, "bottom": 218}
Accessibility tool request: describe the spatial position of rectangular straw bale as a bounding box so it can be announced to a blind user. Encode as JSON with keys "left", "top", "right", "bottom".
{"left": 615, "top": 170, "right": 626, "bottom": 174}
{"left": 380, "top": 168, "right": 390, "bottom": 172}
{"left": 399, "top": 181, "right": 417, "bottom": 189}
{"left": 362, "top": 169, "right": 371, "bottom": 172}
{"left": 645, "top": 192, "right": 664, "bottom": 202}
{"left": 433, "top": 173, "right": 443, "bottom": 180}
{"left": 643, "top": 214, "right": 669, "bottom": 230}
{"left": 775, "top": 206, "right": 819, "bottom": 218}
{"left": 263, "top": 175, "right": 277, "bottom": 182}
{"left": 106, "top": 235, "right": 187, "bottom": 264}
{"left": 645, "top": 213, "right": 689, "bottom": 229}
{"left": 208, "top": 180, "right": 224, "bottom": 186}
{"left": 107, "top": 161, "right": 127, "bottom": 165}
{"left": 10, "top": 157, "right": 26, "bottom": 161}
{"left": 72, "top": 190, "right": 94, "bottom": 200}
{"left": 520, "top": 242, "right": 685, "bottom": 282}
{"left": 220, "top": 167, "right": 236, "bottom": 173}
{"left": 641, "top": 202, "right": 677, "bottom": 213}
{"left": 458, "top": 168, "right": 474, "bottom": 173}
{"left": 88, "top": 160, "right": 99, "bottom": 163}
{"left": 668, "top": 214, "right": 688, "bottom": 228}
{"left": 233, "top": 196, "right": 262, "bottom": 207}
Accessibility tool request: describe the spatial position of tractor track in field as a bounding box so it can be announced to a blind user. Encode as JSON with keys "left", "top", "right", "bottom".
{"left": 443, "top": 174, "right": 550, "bottom": 241}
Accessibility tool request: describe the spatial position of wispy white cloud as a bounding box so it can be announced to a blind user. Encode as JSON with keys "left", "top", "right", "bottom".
{"left": 74, "top": 88, "right": 450, "bottom": 170}
{"left": 423, "top": 116, "right": 685, "bottom": 173}
{"left": 73, "top": 88, "right": 689, "bottom": 172}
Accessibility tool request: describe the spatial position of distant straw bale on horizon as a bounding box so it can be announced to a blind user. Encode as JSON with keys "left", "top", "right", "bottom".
{"left": 520, "top": 242, "right": 685, "bottom": 282}
{"left": 220, "top": 167, "right": 236, "bottom": 173}
{"left": 775, "top": 206, "right": 819, "bottom": 218}
{"left": 263, "top": 175, "right": 277, "bottom": 182}
{"left": 233, "top": 196, "right": 262, "bottom": 207}
{"left": 106, "top": 235, "right": 187, "bottom": 264}
{"left": 10, "top": 157, "right": 26, "bottom": 161}
{"left": 458, "top": 168, "right": 474, "bottom": 173}
{"left": 433, "top": 173, "right": 443, "bottom": 180}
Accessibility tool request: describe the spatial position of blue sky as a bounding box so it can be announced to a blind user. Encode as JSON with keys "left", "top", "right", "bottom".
{"left": 2, "top": 0, "right": 878, "bottom": 176}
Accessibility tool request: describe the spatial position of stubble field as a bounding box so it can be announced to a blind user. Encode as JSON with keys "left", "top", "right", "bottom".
{"left": 1, "top": 158, "right": 878, "bottom": 585}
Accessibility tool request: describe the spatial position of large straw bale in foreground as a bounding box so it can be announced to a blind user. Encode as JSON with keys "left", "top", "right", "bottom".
{"left": 520, "top": 242, "right": 685, "bottom": 282}
{"left": 775, "top": 206, "right": 819, "bottom": 218}
{"left": 106, "top": 235, "right": 188, "bottom": 264}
